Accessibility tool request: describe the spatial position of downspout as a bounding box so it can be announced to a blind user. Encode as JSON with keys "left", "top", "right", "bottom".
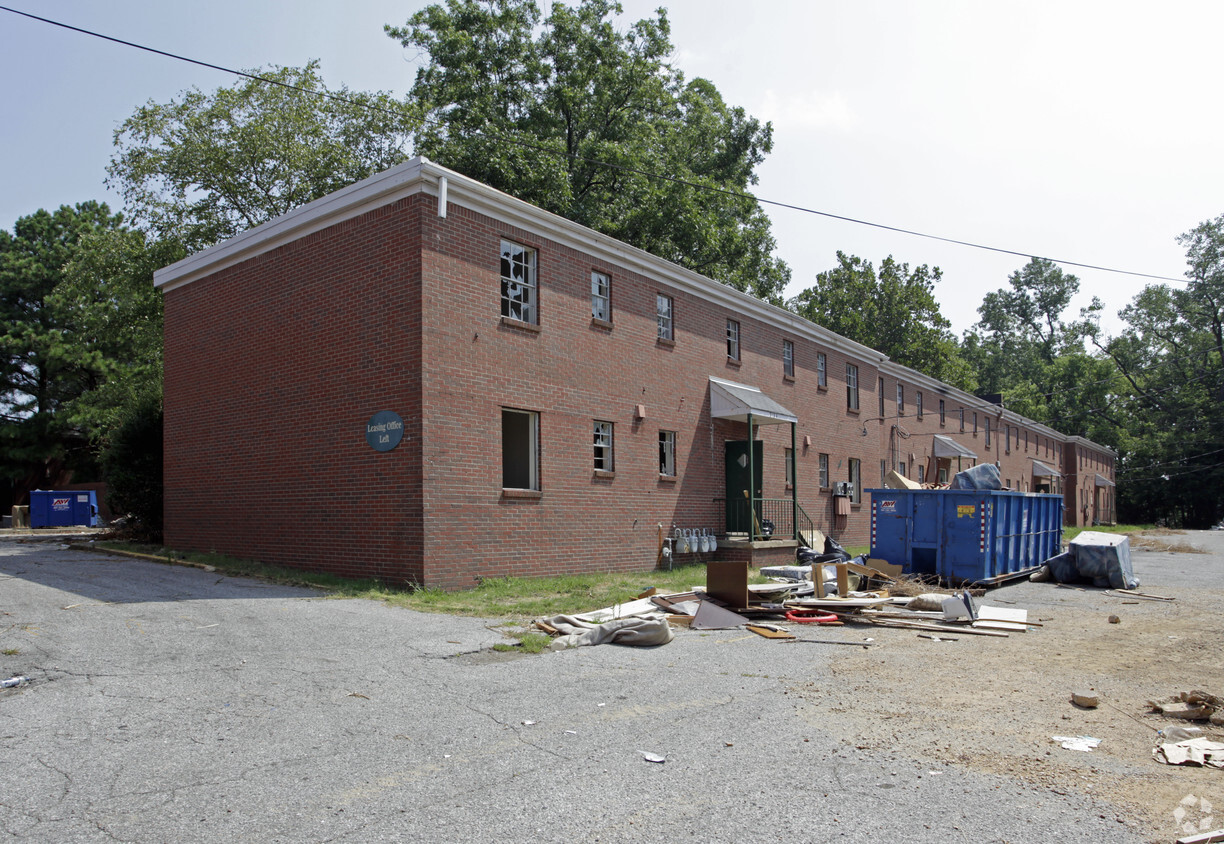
{"left": 791, "top": 421, "right": 798, "bottom": 541}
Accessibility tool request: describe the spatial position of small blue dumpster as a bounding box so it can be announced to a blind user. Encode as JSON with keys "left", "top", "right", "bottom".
{"left": 28, "top": 490, "right": 99, "bottom": 528}
{"left": 867, "top": 488, "right": 1062, "bottom": 583}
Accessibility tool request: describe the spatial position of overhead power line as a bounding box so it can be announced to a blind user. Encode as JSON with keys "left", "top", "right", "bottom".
{"left": 1, "top": 4, "right": 1193, "bottom": 287}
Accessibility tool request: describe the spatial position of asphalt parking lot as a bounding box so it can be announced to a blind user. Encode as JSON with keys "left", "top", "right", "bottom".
{"left": 0, "top": 534, "right": 1203, "bottom": 843}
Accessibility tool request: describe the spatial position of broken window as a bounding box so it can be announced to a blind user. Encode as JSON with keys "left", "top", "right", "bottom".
{"left": 849, "top": 458, "right": 861, "bottom": 503}
{"left": 656, "top": 294, "right": 673, "bottom": 340}
{"left": 896, "top": 383, "right": 904, "bottom": 415}
{"left": 726, "top": 319, "right": 740, "bottom": 360}
{"left": 785, "top": 448, "right": 794, "bottom": 487}
{"left": 916, "top": 391, "right": 923, "bottom": 419}
{"left": 816, "top": 352, "right": 826, "bottom": 387}
{"left": 500, "top": 240, "right": 537, "bottom": 324}
{"left": 819, "top": 453, "right": 829, "bottom": 488}
{"left": 783, "top": 340, "right": 794, "bottom": 377}
{"left": 846, "top": 364, "right": 859, "bottom": 410}
{"left": 593, "top": 420, "right": 613, "bottom": 471}
{"left": 502, "top": 408, "right": 539, "bottom": 490}
{"left": 659, "top": 430, "right": 676, "bottom": 476}
{"left": 591, "top": 271, "right": 610, "bottom": 321}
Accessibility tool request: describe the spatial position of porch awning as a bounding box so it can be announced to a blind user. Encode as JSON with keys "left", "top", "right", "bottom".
{"left": 1031, "top": 460, "right": 1061, "bottom": 478}
{"left": 933, "top": 435, "right": 976, "bottom": 460}
{"left": 709, "top": 376, "right": 797, "bottom": 425}
{"left": 1095, "top": 473, "right": 1115, "bottom": 488}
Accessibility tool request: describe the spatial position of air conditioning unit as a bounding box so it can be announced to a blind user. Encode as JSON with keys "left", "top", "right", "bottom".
{"left": 833, "top": 482, "right": 852, "bottom": 497}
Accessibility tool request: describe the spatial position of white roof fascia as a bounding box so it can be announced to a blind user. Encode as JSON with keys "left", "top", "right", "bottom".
{"left": 153, "top": 158, "right": 884, "bottom": 363}
{"left": 1066, "top": 435, "right": 1118, "bottom": 457}
{"left": 154, "top": 158, "right": 435, "bottom": 292}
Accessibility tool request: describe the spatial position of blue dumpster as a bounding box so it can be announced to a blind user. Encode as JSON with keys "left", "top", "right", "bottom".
{"left": 867, "top": 488, "right": 1063, "bottom": 583}
{"left": 28, "top": 490, "right": 99, "bottom": 528}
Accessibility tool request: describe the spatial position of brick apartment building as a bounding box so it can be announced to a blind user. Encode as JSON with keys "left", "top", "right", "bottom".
{"left": 155, "top": 158, "right": 1116, "bottom": 588}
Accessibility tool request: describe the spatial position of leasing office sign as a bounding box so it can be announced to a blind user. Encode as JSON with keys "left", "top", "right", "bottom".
{"left": 365, "top": 411, "right": 404, "bottom": 452}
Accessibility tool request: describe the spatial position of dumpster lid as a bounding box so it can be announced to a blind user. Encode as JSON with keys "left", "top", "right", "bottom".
{"left": 1031, "top": 459, "right": 1061, "bottom": 478}
{"left": 709, "top": 377, "right": 797, "bottom": 425}
{"left": 1094, "top": 472, "right": 1115, "bottom": 488}
{"left": 933, "top": 435, "right": 976, "bottom": 460}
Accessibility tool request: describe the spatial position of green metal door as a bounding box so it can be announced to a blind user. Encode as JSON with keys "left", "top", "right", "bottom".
{"left": 724, "top": 440, "right": 763, "bottom": 534}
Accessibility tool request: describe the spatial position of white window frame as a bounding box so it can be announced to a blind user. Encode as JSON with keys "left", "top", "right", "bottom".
{"left": 816, "top": 352, "right": 827, "bottom": 387}
{"left": 502, "top": 408, "right": 539, "bottom": 491}
{"left": 656, "top": 294, "right": 673, "bottom": 341}
{"left": 785, "top": 448, "right": 794, "bottom": 487}
{"left": 659, "top": 430, "right": 676, "bottom": 477}
{"left": 918, "top": 465, "right": 926, "bottom": 485}
{"left": 846, "top": 363, "right": 859, "bottom": 410}
{"left": 593, "top": 420, "right": 614, "bottom": 471}
{"left": 939, "top": 399, "right": 946, "bottom": 426}
{"left": 896, "top": 383, "right": 904, "bottom": 415}
{"left": 591, "top": 271, "right": 610, "bottom": 322}
{"left": 916, "top": 391, "right": 923, "bottom": 419}
{"left": 819, "top": 453, "right": 829, "bottom": 488}
{"left": 726, "top": 319, "right": 740, "bottom": 360}
{"left": 500, "top": 240, "right": 537, "bottom": 324}
{"left": 849, "top": 458, "right": 862, "bottom": 504}
{"left": 783, "top": 340, "right": 794, "bottom": 377}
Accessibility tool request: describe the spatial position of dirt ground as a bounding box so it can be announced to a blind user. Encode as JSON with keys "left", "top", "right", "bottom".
{"left": 789, "top": 530, "right": 1224, "bottom": 843}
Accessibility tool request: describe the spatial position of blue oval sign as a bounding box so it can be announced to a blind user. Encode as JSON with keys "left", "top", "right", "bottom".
{"left": 366, "top": 411, "right": 404, "bottom": 452}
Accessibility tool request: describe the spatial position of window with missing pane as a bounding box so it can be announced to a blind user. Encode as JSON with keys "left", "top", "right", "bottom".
{"left": 783, "top": 340, "right": 794, "bottom": 377}
{"left": 846, "top": 363, "right": 859, "bottom": 410}
{"left": 593, "top": 421, "right": 613, "bottom": 471}
{"left": 500, "top": 240, "right": 536, "bottom": 324}
{"left": 726, "top": 319, "right": 740, "bottom": 360}
{"left": 591, "top": 271, "right": 610, "bottom": 321}
{"left": 659, "top": 430, "right": 676, "bottom": 477}
{"left": 816, "top": 352, "right": 826, "bottom": 387}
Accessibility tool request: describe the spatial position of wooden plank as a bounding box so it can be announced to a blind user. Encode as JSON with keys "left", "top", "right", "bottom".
{"left": 1176, "top": 830, "right": 1224, "bottom": 844}
{"left": 707, "top": 560, "right": 750, "bottom": 608}
{"left": 867, "top": 558, "right": 904, "bottom": 578}
{"left": 745, "top": 624, "right": 796, "bottom": 640}
{"left": 836, "top": 562, "right": 849, "bottom": 597}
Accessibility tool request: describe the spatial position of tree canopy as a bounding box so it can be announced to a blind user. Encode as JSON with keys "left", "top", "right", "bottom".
{"left": 0, "top": 202, "right": 126, "bottom": 484}
{"left": 788, "top": 251, "right": 972, "bottom": 388}
{"left": 387, "top": 0, "right": 790, "bottom": 301}
{"left": 107, "top": 61, "right": 417, "bottom": 251}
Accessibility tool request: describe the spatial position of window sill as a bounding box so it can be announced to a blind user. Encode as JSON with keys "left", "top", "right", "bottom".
{"left": 501, "top": 488, "right": 542, "bottom": 499}
{"left": 846, "top": 408, "right": 860, "bottom": 416}
{"left": 656, "top": 337, "right": 675, "bottom": 348}
{"left": 782, "top": 374, "right": 795, "bottom": 383}
{"left": 500, "top": 316, "right": 541, "bottom": 334}
{"left": 726, "top": 357, "right": 741, "bottom": 368}
{"left": 590, "top": 317, "right": 613, "bottom": 330}
{"left": 816, "top": 384, "right": 827, "bottom": 392}
{"left": 658, "top": 474, "right": 678, "bottom": 484}
{"left": 593, "top": 469, "right": 616, "bottom": 479}
{"left": 785, "top": 484, "right": 794, "bottom": 491}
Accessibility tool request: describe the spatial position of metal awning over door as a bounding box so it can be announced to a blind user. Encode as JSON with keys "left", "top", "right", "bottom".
{"left": 1095, "top": 473, "right": 1115, "bottom": 488}
{"left": 1032, "top": 460, "right": 1062, "bottom": 478}
{"left": 933, "top": 435, "right": 976, "bottom": 460}
{"left": 709, "top": 377, "right": 797, "bottom": 425}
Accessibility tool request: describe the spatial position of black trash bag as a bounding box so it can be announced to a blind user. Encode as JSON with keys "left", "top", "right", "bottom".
{"left": 1046, "top": 551, "right": 1081, "bottom": 584}
{"left": 822, "top": 536, "right": 852, "bottom": 562}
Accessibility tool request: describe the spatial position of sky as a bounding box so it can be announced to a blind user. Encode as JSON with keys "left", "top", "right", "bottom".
{"left": 2, "top": 0, "right": 1221, "bottom": 337}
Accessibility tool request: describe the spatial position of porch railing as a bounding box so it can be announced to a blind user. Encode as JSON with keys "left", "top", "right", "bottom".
{"left": 718, "top": 497, "right": 814, "bottom": 542}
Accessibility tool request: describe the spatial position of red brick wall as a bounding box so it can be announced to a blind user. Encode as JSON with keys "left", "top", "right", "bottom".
{"left": 163, "top": 199, "right": 426, "bottom": 583}
{"left": 163, "top": 187, "right": 1113, "bottom": 587}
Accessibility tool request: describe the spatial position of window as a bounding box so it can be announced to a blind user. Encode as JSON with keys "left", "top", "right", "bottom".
{"left": 849, "top": 458, "right": 862, "bottom": 504}
{"left": 916, "top": 391, "right": 923, "bottom": 419}
{"left": 502, "top": 408, "right": 539, "bottom": 490}
{"left": 593, "top": 420, "right": 613, "bottom": 471}
{"left": 846, "top": 363, "right": 860, "bottom": 410}
{"left": 726, "top": 319, "right": 740, "bottom": 360}
{"left": 897, "top": 460, "right": 906, "bottom": 477}
{"left": 658, "top": 430, "right": 676, "bottom": 477}
{"left": 973, "top": 412, "right": 978, "bottom": 434}
{"left": 816, "top": 352, "right": 827, "bottom": 387}
{"left": 1024, "top": 430, "right": 1029, "bottom": 452}
{"left": 1005, "top": 426, "right": 1011, "bottom": 454}
{"left": 880, "top": 459, "right": 887, "bottom": 485}
{"left": 819, "top": 453, "right": 829, "bottom": 488}
{"left": 656, "top": 294, "right": 673, "bottom": 340}
{"left": 878, "top": 377, "right": 885, "bottom": 417}
{"left": 896, "top": 383, "right": 905, "bottom": 415}
{"left": 985, "top": 417, "right": 991, "bottom": 448}
{"left": 939, "top": 399, "right": 946, "bottom": 426}
{"left": 785, "top": 448, "right": 794, "bottom": 487}
{"left": 591, "top": 271, "right": 610, "bottom": 322}
{"left": 783, "top": 340, "right": 794, "bottom": 377}
{"left": 500, "top": 240, "right": 537, "bottom": 324}
{"left": 918, "top": 465, "right": 926, "bottom": 484}
{"left": 960, "top": 408, "right": 965, "bottom": 432}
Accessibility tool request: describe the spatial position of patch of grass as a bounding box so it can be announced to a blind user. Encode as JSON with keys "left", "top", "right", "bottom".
{"left": 1063, "top": 524, "right": 1155, "bottom": 543}
{"left": 1, "top": 648, "right": 19, "bottom": 656}
{"left": 493, "top": 631, "right": 553, "bottom": 654}
{"left": 90, "top": 542, "right": 782, "bottom": 620}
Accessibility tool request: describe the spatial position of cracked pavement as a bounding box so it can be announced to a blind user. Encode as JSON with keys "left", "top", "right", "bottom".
{"left": 0, "top": 536, "right": 1152, "bottom": 842}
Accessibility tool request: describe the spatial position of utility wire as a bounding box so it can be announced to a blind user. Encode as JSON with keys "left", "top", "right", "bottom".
{"left": 0, "top": 4, "right": 1191, "bottom": 287}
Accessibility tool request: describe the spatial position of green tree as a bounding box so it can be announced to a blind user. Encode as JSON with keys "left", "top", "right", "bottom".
{"left": 0, "top": 202, "right": 125, "bottom": 485}
{"left": 1097, "top": 215, "right": 1224, "bottom": 526}
{"left": 53, "top": 228, "right": 181, "bottom": 437}
{"left": 387, "top": 0, "right": 790, "bottom": 301}
{"left": 107, "top": 61, "right": 417, "bottom": 251}
{"left": 787, "top": 251, "right": 973, "bottom": 387}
